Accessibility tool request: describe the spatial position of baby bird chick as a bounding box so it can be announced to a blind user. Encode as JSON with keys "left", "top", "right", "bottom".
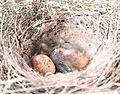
{"left": 50, "top": 48, "right": 89, "bottom": 73}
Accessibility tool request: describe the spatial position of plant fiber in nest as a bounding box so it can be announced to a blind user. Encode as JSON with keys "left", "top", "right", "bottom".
{"left": 0, "top": 0, "right": 120, "bottom": 94}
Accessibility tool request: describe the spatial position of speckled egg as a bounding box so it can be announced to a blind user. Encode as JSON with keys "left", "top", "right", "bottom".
{"left": 32, "top": 54, "right": 56, "bottom": 75}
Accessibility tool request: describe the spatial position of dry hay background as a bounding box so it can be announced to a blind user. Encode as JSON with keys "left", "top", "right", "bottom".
{"left": 0, "top": 0, "right": 120, "bottom": 94}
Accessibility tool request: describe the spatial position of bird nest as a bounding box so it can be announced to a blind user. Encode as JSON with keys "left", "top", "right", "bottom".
{"left": 0, "top": 0, "right": 120, "bottom": 93}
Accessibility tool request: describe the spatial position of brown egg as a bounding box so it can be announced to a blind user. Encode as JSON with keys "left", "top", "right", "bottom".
{"left": 50, "top": 48, "right": 90, "bottom": 73}
{"left": 32, "top": 54, "right": 55, "bottom": 75}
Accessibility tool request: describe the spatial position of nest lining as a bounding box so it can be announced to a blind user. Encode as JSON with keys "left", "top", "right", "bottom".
{"left": 0, "top": 0, "right": 120, "bottom": 94}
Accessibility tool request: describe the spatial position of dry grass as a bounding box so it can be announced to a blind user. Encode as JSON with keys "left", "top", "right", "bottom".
{"left": 0, "top": 0, "right": 120, "bottom": 94}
